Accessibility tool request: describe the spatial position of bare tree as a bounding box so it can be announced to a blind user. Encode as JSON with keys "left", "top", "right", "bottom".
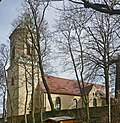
{"left": 24, "top": 65, "right": 29, "bottom": 123}
{"left": 0, "top": 62, "right": 6, "bottom": 123}
{"left": 11, "top": 0, "right": 55, "bottom": 121}
{"left": 83, "top": 13, "right": 120, "bottom": 123}
{"left": 55, "top": 2, "right": 120, "bottom": 122}
{"left": 0, "top": 44, "right": 9, "bottom": 123}
{"left": 55, "top": 4, "right": 91, "bottom": 122}
{"left": 69, "top": 0, "right": 120, "bottom": 15}
{"left": 84, "top": 13, "right": 120, "bottom": 103}
{"left": 22, "top": 0, "right": 55, "bottom": 116}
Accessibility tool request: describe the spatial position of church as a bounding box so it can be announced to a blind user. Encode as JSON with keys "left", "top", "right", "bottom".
{"left": 7, "top": 27, "right": 106, "bottom": 123}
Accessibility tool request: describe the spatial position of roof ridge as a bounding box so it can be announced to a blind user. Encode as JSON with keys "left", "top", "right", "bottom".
{"left": 45, "top": 75, "right": 77, "bottom": 81}
{"left": 45, "top": 75, "right": 104, "bottom": 86}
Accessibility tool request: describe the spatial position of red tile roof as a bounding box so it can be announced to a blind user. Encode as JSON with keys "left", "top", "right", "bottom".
{"left": 40, "top": 75, "right": 105, "bottom": 96}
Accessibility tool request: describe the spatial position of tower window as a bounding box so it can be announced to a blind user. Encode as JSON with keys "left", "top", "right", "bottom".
{"left": 26, "top": 42, "right": 31, "bottom": 55}
{"left": 11, "top": 77, "right": 14, "bottom": 86}
{"left": 12, "top": 46, "right": 15, "bottom": 59}
{"left": 55, "top": 97, "right": 61, "bottom": 110}
{"left": 26, "top": 38, "right": 32, "bottom": 56}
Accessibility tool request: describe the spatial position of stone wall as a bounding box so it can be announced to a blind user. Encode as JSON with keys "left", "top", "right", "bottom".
{"left": 7, "top": 104, "right": 120, "bottom": 123}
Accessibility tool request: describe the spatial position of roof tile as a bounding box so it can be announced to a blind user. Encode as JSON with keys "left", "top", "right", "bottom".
{"left": 40, "top": 75, "right": 105, "bottom": 96}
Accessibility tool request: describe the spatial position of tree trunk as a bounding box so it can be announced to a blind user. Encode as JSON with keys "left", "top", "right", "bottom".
{"left": 24, "top": 65, "right": 29, "bottom": 123}
{"left": 31, "top": 39, "right": 35, "bottom": 123}
{"left": 36, "top": 28, "right": 55, "bottom": 116}
{"left": 3, "top": 91, "right": 6, "bottom": 123}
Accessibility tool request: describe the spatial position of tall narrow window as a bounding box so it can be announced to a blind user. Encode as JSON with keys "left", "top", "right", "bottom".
{"left": 55, "top": 97, "right": 61, "bottom": 110}
{"left": 93, "top": 98, "right": 97, "bottom": 107}
{"left": 73, "top": 98, "right": 77, "bottom": 108}
{"left": 11, "top": 77, "right": 14, "bottom": 86}
{"left": 26, "top": 42, "right": 31, "bottom": 55}
{"left": 12, "top": 46, "right": 15, "bottom": 59}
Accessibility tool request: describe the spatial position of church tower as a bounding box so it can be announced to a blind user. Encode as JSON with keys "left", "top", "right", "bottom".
{"left": 7, "top": 27, "right": 41, "bottom": 121}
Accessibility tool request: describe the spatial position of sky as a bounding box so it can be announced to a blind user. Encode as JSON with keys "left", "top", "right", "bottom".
{"left": 0, "top": 0, "right": 21, "bottom": 44}
{"left": 0, "top": 0, "right": 61, "bottom": 44}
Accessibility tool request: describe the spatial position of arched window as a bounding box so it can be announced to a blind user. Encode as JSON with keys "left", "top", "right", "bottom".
{"left": 55, "top": 97, "right": 61, "bottom": 110}
{"left": 73, "top": 98, "right": 77, "bottom": 108}
{"left": 26, "top": 38, "right": 32, "bottom": 56}
{"left": 93, "top": 98, "right": 97, "bottom": 107}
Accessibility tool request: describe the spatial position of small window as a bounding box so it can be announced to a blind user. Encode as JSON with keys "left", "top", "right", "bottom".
{"left": 73, "top": 98, "right": 77, "bottom": 108}
{"left": 26, "top": 42, "right": 31, "bottom": 55}
{"left": 95, "top": 92, "right": 98, "bottom": 97}
{"left": 26, "top": 38, "right": 32, "bottom": 56}
{"left": 12, "top": 46, "right": 15, "bottom": 59}
{"left": 11, "top": 77, "right": 14, "bottom": 86}
{"left": 55, "top": 97, "right": 61, "bottom": 110}
{"left": 93, "top": 98, "right": 97, "bottom": 107}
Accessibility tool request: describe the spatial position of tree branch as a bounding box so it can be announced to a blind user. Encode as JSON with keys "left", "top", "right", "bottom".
{"left": 69, "top": 0, "right": 120, "bottom": 15}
